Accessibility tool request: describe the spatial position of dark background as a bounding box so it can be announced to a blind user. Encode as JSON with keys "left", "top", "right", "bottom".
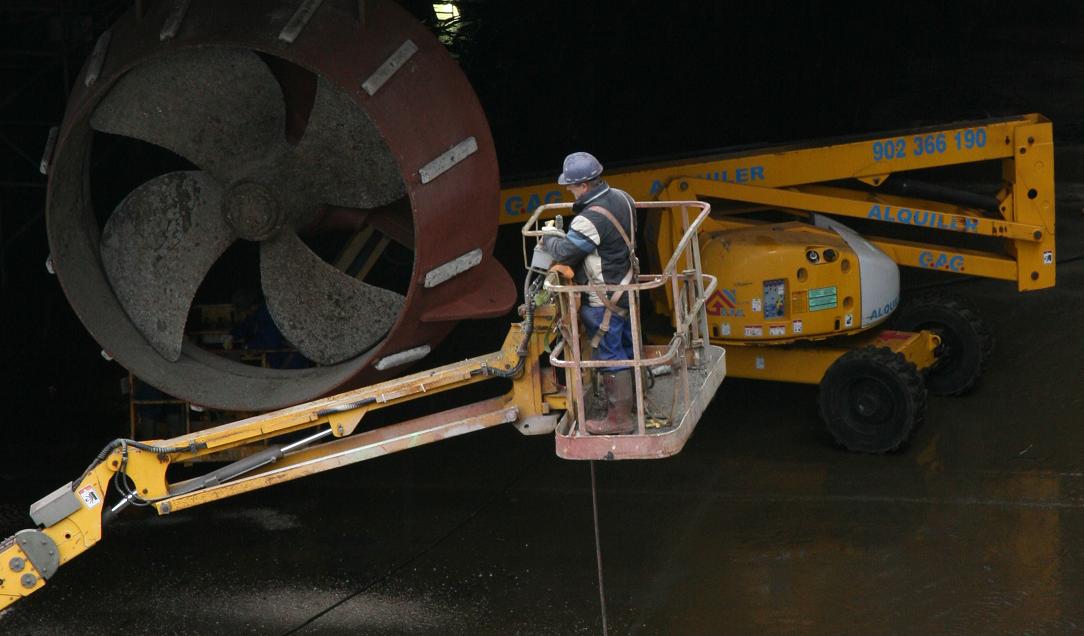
{"left": 0, "top": 4, "right": 1082, "bottom": 633}
{"left": 1, "top": 0, "right": 1082, "bottom": 455}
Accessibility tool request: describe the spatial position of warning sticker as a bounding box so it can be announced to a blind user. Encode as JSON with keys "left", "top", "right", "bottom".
{"left": 1043, "top": 251, "right": 1053, "bottom": 265}
{"left": 78, "top": 485, "right": 101, "bottom": 509}
{"left": 751, "top": 297, "right": 762, "bottom": 313}
{"left": 768, "top": 324, "right": 786, "bottom": 337}
{"left": 744, "top": 325, "right": 763, "bottom": 337}
{"left": 755, "top": 355, "right": 765, "bottom": 370}
{"left": 721, "top": 323, "right": 731, "bottom": 337}
{"left": 808, "top": 286, "right": 838, "bottom": 311}
{"left": 792, "top": 319, "right": 803, "bottom": 334}
{"left": 706, "top": 289, "right": 745, "bottom": 317}
{"left": 763, "top": 279, "right": 786, "bottom": 318}
{"left": 844, "top": 313, "right": 854, "bottom": 328}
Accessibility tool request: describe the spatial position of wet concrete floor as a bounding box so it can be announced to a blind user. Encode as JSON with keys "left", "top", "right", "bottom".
{"left": 2, "top": 189, "right": 1083, "bottom": 634}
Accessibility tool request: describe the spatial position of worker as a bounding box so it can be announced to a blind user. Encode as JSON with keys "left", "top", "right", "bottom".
{"left": 542, "top": 151, "right": 639, "bottom": 435}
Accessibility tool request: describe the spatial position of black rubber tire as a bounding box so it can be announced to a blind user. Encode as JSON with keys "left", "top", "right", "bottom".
{"left": 891, "top": 292, "right": 994, "bottom": 396}
{"left": 818, "top": 347, "right": 927, "bottom": 453}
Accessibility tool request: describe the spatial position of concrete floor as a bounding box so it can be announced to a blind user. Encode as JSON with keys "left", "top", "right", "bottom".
{"left": 2, "top": 186, "right": 1082, "bottom": 634}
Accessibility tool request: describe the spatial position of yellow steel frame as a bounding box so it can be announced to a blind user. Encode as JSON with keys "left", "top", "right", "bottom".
{"left": 500, "top": 114, "right": 1055, "bottom": 292}
{"left": 724, "top": 329, "right": 940, "bottom": 385}
{"left": 0, "top": 311, "right": 562, "bottom": 611}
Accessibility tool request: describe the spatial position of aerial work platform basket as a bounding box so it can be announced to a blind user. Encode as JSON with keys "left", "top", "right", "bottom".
{"left": 522, "top": 201, "right": 727, "bottom": 460}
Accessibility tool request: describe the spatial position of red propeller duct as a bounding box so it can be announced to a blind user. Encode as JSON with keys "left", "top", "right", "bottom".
{"left": 46, "top": 0, "right": 515, "bottom": 410}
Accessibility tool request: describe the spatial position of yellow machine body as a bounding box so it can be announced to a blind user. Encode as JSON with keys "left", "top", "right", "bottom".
{"left": 699, "top": 222, "right": 866, "bottom": 344}
{"left": 500, "top": 114, "right": 1056, "bottom": 384}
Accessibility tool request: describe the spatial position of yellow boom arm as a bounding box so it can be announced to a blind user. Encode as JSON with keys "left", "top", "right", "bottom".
{"left": 0, "top": 317, "right": 559, "bottom": 611}
{"left": 500, "top": 114, "right": 1055, "bottom": 291}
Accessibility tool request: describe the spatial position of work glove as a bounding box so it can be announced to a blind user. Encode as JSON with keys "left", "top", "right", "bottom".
{"left": 539, "top": 221, "right": 565, "bottom": 256}
{"left": 539, "top": 220, "right": 565, "bottom": 239}
{"left": 549, "top": 263, "right": 575, "bottom": 280}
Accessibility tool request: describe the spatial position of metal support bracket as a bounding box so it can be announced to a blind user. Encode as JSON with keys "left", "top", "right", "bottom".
{"left": 29, "top": 482, "right": 81, "bottom": 528}
{"left": 14, "top": 530, "right": 59, "bottom": 580}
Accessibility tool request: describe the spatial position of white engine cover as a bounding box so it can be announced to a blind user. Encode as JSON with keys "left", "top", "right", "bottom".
{"left": 812, "top": 214, "right": 900, "bottom": 328}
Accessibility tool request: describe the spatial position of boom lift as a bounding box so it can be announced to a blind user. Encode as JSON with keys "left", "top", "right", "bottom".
{"left": 13, "top": 0, "right": 1056, "bottom": 617}
{"left": 502, "top": 114, "right": 1056, "bottom": 452}
{"left": 118, "top": 115, "right": 1055, "bottom": 451}
{"left": 0, "top": 202, "right": 725, "bottom": 611}
{"left": 3, "top": 116, "right": 1056, "bottom": 611}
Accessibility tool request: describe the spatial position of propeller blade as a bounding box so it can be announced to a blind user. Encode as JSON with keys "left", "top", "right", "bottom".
{"left": 260, "top": 231, "right": 404, "bottom": 365}
{"left": 90, "top": 47, "right": 287, "bottom": 182}
{"left": 291, "top": 77, "right": 405, "bottom": 209}
{"left": 100, "top": 171, "right": 234, "bottom": 361}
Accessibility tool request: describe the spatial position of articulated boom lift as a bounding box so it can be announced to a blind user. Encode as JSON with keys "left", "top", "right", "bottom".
{"left": 1, "top": 202, "right": 725, "bottom": 611}
{"left": 505, "top": 114, "right": 1055, "bottom": 452}
{"left": 4, "top": 116, "right": 1055, "bottom": 611}
{"left": 13, "top": 0, "right": 1056, "bottom": 616}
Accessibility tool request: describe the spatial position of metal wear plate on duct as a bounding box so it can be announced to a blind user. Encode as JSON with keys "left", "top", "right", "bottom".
{"left": 279, "top": 0, "right": 326, "bottom": 43}
{"left": 375, "top": 345, "right": 431, "bottom": 370}
{"left": 84, "top": 30, "right": 111, "bottom": 87}
{"left": 159, "top": 0, "right": 192, "bottom": 41}
{"left": 424, "top": 248, "right": 483, "bottom": 288}
{"left": 419, "top": 137, "right": 478, "bottom": 184}
{"left": 39, "top": 126, "right": 58, "bottom": 175}
{"left": 362, "top": 40, "right": 418, "bottom": 96}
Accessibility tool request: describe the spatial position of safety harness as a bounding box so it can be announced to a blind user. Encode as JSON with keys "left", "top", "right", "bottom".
{"left": 585, "top": 193, "right": 639, "bottom": 350}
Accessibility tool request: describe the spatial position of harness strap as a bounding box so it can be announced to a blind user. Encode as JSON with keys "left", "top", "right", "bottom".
{"left": 585, "top": 200, "right": 637, "bottom": 349}
{"left": 587, "top": 205, "right": 633, "bottom": 250}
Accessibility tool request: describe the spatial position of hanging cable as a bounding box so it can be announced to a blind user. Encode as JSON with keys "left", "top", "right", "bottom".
{"left": 72, "top": 437, "right": 207, "bottom": 494}
{"left": 590, "top": 460, "right": 609, "bottom": 636}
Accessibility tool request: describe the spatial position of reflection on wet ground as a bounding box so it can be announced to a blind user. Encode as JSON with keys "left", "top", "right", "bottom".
{"left": 2, "top": 196, "right": 1082, "bottom": 634}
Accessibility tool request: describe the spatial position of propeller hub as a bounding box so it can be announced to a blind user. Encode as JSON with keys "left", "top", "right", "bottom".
{"left": 223, "top": 181, "right": 282, "bottom": 241}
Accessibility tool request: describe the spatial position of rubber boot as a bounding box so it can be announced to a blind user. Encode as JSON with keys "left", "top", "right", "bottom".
{"left": 584, "top": 369, "right": 636, "bottom": 435}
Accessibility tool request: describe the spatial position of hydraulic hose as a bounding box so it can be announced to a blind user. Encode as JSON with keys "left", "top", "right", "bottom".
{"left": 72, "top": 437, "right": 207, "bottom": 495}
{"left": 483, "top": 272, "right": 547, "bottom": 379}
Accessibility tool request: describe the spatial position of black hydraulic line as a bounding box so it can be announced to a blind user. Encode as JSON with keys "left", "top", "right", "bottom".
{"left": 484, "top": 273, "right": 547, "bottom": 379}
{"left": 167, "top": 445, "right": 289, "bottom": 497}
{"left": 103, "top": 428, "right": 336, "bottom": 525}
{"left": 162, "top": 427, "right": 337, "bottom": 497}
{"left": 72, "top": 437, "right": 208, "bottom": 494}
{"left": 885, "top": 179, "right": 1001, "bottom": 214}
{"left": 316, "top": 396, "right": 376, "bottom": 417}
{"left": 84, "top": 396, "right": 384, "bottom": 501}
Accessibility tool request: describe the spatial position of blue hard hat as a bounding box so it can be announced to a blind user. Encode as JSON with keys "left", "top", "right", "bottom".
{"left": 557, "top": 151, "right": 604, "bottom": 185}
